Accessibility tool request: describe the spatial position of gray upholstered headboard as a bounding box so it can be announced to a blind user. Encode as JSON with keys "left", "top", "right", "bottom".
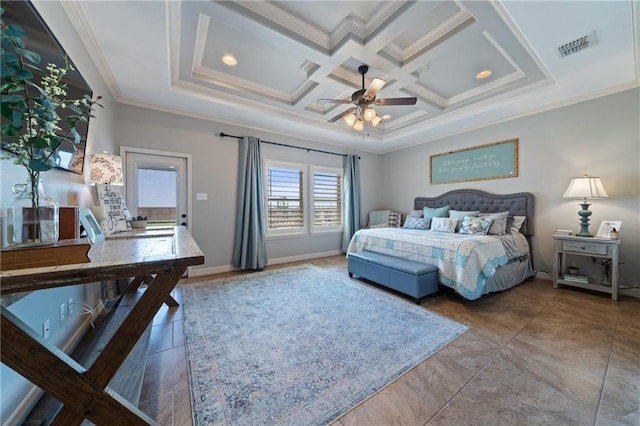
{"left": 414, "top": 189, "right": 534, "bottom": 236}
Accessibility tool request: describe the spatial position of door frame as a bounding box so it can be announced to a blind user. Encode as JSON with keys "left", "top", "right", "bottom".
{"left": 120, "top": 146, "right": 194, "bottom": 273}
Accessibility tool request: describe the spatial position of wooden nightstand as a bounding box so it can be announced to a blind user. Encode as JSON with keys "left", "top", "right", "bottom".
{"left": 553, "top": 234, "right": 621, "bottom": 300}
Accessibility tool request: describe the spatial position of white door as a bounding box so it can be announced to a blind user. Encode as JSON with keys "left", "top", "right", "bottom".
{"left": 121, "top": 147, "right": 192, "bottom": 229}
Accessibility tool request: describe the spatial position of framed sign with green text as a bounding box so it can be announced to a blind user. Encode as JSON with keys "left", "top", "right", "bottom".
{"left": 430, "top": 139, "right": 518, "bottom": 184}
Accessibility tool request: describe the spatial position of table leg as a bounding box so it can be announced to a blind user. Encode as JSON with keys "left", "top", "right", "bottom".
{"left": 1, "top": 308, "right": 155, "bottom": 425}
{"left": 52, "top": 268, "right": 185, "bottom": 424}
{"left": 129, "top": 275, "right": 179, "bottom": 307}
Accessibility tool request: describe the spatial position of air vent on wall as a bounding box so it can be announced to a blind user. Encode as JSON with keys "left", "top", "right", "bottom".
{"left": 557, "top": 32, "right": 596, "bottom": 58}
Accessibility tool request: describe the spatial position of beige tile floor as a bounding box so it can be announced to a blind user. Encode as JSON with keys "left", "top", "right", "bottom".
{"left": 138, "top": 255, "right": 640, "bottom": 425}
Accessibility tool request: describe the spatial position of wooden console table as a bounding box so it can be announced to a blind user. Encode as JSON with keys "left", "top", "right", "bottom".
{"left": 1, "top": 226, "right": 204, "bottom": 425}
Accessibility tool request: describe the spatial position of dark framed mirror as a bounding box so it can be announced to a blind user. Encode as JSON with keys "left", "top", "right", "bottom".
{"left": 1, "top": 0, "right": 93, "bottom": 174}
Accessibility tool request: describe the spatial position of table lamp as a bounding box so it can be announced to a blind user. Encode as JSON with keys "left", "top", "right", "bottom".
{"left": 89, "top": 153, "right": 123, "bottom": 185}
{"left": 563, "top": 175, "right": 608, "bottom": 237}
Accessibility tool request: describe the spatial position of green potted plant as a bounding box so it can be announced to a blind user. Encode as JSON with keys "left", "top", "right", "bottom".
{"left": 1, "top": 7, "right": 102, "bottom": 246}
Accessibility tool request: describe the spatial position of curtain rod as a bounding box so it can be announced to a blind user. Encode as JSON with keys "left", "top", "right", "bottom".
{"left": 219, "top": 132, "right": 360, "bottom": 159}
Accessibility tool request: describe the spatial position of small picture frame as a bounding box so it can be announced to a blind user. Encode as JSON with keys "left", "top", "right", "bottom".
{"left": 596, "top": 220, "right": 622, "bottom": 239}
{"left": 79, "top": 208, "right": 105, "bottom": 244}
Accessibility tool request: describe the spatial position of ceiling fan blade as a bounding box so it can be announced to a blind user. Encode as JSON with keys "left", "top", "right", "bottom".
{"left": 375, "top": 97, "right": 417, "bottom": 106}
{"left": 328, "top": 107, "right": 356, "bottom": 123}
{"left": 363, "top": 78, "right": 386, "bottom": 100}
{"left": 318, "top": 98, "right": 353, "bottom": 104}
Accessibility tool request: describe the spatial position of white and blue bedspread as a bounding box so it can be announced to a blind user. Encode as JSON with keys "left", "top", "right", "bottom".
{"left": 347, "top": 228, "right": 509, "bottom": 300}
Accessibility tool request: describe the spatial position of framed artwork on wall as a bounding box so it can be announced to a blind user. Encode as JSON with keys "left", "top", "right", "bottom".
{"left": 430, "top": 139, "right": 518, "bottom": 184}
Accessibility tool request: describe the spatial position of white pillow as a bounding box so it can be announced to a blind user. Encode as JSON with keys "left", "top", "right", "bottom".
{"left": 430, "top": 217, "right": 458, "bottom": 233}
{"left": 508, "top": 216, "right": 526, "bottom": 233}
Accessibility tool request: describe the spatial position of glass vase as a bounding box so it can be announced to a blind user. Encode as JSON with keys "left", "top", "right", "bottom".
{"left": 7, "top": 177, "right": 59, "bottom": 247}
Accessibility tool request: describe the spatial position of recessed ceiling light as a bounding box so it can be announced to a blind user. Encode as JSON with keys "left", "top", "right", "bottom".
{"left": 222, "top": 54, "right": 237, "bottom": 66}
{"left": 382, "top": 114, "right": 391, "bottom": 119}
{"left": 476, "top": 70, "right": 492, "bottom": 79}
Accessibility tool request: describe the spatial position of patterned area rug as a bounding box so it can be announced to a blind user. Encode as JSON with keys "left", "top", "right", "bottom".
{"left": 182, "top": 264, "right": 467, "bottom": 425}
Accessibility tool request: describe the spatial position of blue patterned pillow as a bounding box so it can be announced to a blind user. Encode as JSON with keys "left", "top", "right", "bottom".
{"left": 403, "top": 216, "right": 431, "bottom": 230}
{"left": 459, "top": 216, "right": 494, "bottom": 235}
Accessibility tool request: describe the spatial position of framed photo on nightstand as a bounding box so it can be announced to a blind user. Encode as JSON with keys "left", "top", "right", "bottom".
{"left": 596, "top": 220, "right": 622, "bottom": 239}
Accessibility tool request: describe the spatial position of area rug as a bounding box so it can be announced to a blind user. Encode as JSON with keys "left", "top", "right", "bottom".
{"left": 182, "top": 264, "right": 467, "bottom": 425}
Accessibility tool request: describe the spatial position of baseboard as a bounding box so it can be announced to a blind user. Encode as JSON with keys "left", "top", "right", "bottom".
{"left": 619, "top": 287, "right": 640, "bottom": 298}
{"left": 189, "top": 250, "right": 344, "bottom": 278}
{"left": 2, "top": 301, "right": 106, "bottom": 426}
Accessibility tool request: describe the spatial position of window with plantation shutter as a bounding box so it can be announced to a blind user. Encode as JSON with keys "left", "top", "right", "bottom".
{"left": 311, "top": 166, "right": 342, "bottom": 233}
{"left": 264, "top": 160, "right": 306, "bottom": 236}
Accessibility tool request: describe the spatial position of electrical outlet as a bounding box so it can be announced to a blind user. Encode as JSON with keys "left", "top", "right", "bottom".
{"left": 68, "top": 298, "right": 74, "bottom": 315}
{"left": 43, "top": 319, "right": 50, "bottom": 339}
{"left": 59, "top": 303, "right": 66, "bottom": 325}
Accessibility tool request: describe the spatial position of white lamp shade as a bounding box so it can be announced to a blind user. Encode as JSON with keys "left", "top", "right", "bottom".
{"left": 563, "top": 176, "right": 608, "bottom": 199}
{"left": 89, "top": 153, "right": 123, "bottom": 185}
{"left": 344, "top": 113, "right": 357, "bottom": 127}
{"left": 363, "top": 107, "right": 377, "bottom": 121}
{"left": 353, "top": 119, "right": 364, "bottom": 131}
{"left": 371, "top": 115, "right": 383, "bottom": 127}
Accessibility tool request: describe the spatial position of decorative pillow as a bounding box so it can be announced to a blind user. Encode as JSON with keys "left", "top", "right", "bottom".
{"left": 479, "top": 211, "right": 509, "bottom": 235}
{"left": 388, "top": 211, "right": 403, "bottom": 228}
{"left": 507, "top": 216, "right": 526, "bottom": 233}
{"left": 403, "top": 216, "right": 431, "bottom": 230}
{"left": 423, "top": 205, "right": 450, "bottom": 219}
{"left": 407, "top": 209, "right": 423, "bottom": 218}
{"left": 449, "top": 210, "right": 479, "bottom": 232}
{"left": 430, "top": 217, "right": 458, "bottom": 233}
{"left": 459, "top": 216, "right": 494, "bottom": 235}
{"left": 369, "top": 222, "right": 388, "bottom": 229}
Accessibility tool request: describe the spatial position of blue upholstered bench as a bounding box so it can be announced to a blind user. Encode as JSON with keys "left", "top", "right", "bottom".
{"left": 347, "top": 251, "right": 439, "bottom": 304}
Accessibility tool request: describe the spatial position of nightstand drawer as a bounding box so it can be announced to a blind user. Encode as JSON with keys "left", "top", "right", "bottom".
{"left": 561, "top": 240, "right": 608, "bottom": 255}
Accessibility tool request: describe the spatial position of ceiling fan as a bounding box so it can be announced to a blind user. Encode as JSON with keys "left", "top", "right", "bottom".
{"left": 319, "top": 65, "right": 417, "bottom": 130}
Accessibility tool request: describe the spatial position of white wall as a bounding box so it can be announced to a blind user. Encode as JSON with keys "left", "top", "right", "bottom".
{"left": 0, "top": 1, "right": 118, "bottom": 422}
{"left": 114, "top": 104, "right": 383, "bottom": 272}
{"left": 380, "top": 88, "right": 640, "bottom": 287}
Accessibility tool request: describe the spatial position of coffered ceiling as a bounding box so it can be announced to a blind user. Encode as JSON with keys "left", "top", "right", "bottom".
{"left": 61, "top": 0, "right": 638, "bottom": 153}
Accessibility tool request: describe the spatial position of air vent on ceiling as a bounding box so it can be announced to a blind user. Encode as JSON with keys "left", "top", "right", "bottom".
{"left": 557, "top": 32, "right": 596, "bottom": 58}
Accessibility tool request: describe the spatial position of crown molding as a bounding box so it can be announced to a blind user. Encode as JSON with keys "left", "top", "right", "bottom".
{"left": 60, "top": 0, "right": 123, "bottom": 101}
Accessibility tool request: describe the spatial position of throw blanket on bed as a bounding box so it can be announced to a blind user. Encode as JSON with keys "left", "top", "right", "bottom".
{"left": 347, "top": 228, "right": 509, "bottom": 300}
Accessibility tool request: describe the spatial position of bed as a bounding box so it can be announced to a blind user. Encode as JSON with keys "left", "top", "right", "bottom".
{"left": 347, "top": 190, "right": 534, "bottom": 300}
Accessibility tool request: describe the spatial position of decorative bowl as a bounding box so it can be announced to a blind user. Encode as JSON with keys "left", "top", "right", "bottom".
{"left": 129, "top": 220, "right": 147, "bottom": 229}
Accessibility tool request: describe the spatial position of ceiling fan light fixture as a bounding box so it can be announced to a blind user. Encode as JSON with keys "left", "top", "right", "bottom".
{"left": 344, "top": 113, "right": 357, "bottom": 127}
{"left": 353, "top": 119, "right": 364, "bottom": 131}
{"left": 371, "top": 115, "right": 383, "bottom": 127}
{"left": 363, "top": 107, "right": 377, "bottom": 121}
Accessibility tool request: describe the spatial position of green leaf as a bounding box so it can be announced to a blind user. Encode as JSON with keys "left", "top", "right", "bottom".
{"left": 29, "top": 159, "right": 52, "bottom": 172}
{"left": 1, "top": 63, "right": 15, "bottom": 77}
{"left": 4, "top": 25, "right": 26, "bottom": 38}
{"left": 15, "top": 47, "right": 40, "bottom": 64}
{"left": 1, "top": 94, "right": 23, "bottom": 102}
{"left": 1, "top": 123, "right": 18, "bottom": 137}
{"left": 67, "top": 104, "right": 82, "bottom": 114}
{"left": 1, "top": 51, "right": 17, "bottom": 64}
{"left": 14, "top": 69, "right": 33, "bottom": 80}
{"left": 11, "top": 109, "right": 23, "bottom": 127}
{"left": 49, "top": 136, "right": 61, "bottom": 151}
{"left": 31, "top": 137, "right": 49, "bottom": 149}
